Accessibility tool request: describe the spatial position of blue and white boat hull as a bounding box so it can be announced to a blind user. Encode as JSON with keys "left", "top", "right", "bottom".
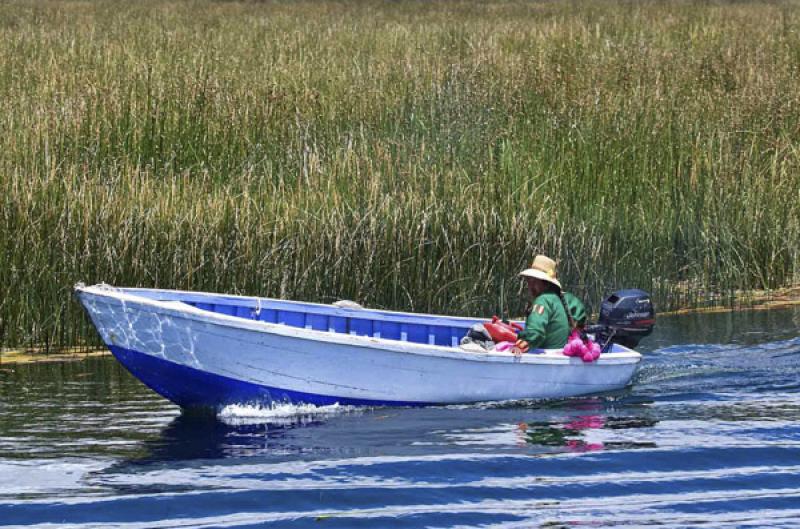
{"left": 75, "top": 284, "right": 642, "bottom": 408}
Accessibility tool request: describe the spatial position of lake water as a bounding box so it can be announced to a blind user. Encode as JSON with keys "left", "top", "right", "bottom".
{"left": 1, "top": 307, "right": 800, "bottom": 528}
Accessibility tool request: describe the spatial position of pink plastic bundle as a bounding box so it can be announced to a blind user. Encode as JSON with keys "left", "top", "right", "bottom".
{"left": 562, "top": 330, "right": 601, "bottom": 362}
{"left": 495, "top": 341, "right": 516, "bottom": 353}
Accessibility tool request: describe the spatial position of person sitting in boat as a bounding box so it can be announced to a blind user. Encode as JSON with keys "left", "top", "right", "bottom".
{"left": 514, "top": 255, "right": 586, "bottom": 354}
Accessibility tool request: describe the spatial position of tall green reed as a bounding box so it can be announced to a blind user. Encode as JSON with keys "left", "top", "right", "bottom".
{"left": 1, "top": 0, "right": 799, "bottom": 349}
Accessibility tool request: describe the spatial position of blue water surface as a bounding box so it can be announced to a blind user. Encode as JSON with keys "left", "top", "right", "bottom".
{"left": 1, "top": 307, "right": 799, "bottom": 528}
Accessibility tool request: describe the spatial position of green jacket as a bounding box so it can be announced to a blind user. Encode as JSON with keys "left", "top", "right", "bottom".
{"left": 517, "top": 292, "right": 586, "bottom": 350}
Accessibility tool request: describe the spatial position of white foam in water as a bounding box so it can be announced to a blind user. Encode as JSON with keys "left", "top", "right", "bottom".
{"left": 217, "top": 402, "right": 360, "bottom": 425}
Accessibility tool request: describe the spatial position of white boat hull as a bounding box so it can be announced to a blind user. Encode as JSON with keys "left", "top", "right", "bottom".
{"left": 76, "top": 285, "right": 641, "bottom": 408}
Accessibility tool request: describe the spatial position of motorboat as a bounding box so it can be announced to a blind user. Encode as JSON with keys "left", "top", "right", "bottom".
{"left": 74, "top": 284, "right": 650, "bottom": 408}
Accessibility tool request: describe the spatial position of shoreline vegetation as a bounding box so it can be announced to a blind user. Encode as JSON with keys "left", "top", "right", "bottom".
{"left": 0, "top": 347, "right": 109, "bottom": 365}
{"left": 2, "top": 0, "right": 799, "bottom": 352}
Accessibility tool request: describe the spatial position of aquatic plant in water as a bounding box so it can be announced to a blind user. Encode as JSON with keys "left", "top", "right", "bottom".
{"left": 0, "top": 0, "right": 798, "bottom": 349}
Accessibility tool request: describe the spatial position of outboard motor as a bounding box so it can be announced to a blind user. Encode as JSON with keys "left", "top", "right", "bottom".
{"left": 586, "top": 289, "right": 655, "bottom": 350}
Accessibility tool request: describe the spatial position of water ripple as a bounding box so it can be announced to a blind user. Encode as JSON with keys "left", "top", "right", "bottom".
{"left": 1, "top": 308, "right": 800, "bottom": 527}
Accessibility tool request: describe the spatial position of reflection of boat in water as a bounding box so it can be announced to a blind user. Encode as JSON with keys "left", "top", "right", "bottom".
{"left": 519, "top": 414, "right": 659, "bottom": 452}
{"left": 75, "top": 284, "right": 644, "bottom": 409}
{"left": 135, "top": 412, "right": 328, "bottom": 462}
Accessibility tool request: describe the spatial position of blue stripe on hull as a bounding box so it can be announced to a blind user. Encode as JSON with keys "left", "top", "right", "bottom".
{"left": 108, "top": 345, "right": 434, "bottom": 409}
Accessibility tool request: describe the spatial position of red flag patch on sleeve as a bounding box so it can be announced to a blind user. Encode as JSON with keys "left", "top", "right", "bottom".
{"left": 532, "top": 304, "right": 545, "bottom": 315}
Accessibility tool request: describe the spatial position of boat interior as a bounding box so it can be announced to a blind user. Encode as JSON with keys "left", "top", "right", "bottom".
{"left": 125, "top": 288, "right": 482, "bottom": 347}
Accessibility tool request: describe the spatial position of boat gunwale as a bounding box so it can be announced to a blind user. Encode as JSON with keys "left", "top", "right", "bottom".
{"left": 75, "top": 284, "right": 642, "bottom": 366}
{"left": 121, "top": 286, "right": 503, "bottom": 327}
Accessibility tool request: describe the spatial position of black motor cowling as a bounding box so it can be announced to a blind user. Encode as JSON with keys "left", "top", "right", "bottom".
{"left": 587, "top": 289, "right": 655, "bottom": 349}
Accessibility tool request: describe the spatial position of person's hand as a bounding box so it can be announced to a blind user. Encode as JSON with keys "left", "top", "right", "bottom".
{"left": 513, "top": 339, "right": 529, "bottom": 355}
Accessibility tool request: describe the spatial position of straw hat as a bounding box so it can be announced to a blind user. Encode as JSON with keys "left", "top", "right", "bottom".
{"left": 519, "top": 255, "right": 562, "bottom": 289}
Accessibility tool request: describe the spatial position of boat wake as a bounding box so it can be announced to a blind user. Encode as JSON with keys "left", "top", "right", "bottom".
{"left": 217, "top": 402, "right": 362, "bottom": 425}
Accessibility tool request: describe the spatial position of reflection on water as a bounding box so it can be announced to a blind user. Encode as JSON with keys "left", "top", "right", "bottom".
{"left": 138, "top": 413, "right": 327, "bottom": 461}
{"left": 1, "top": 306, "right": 799, "bottom": 528}
{"left": 519, "top": 414, "right": 659, "bottom": 452}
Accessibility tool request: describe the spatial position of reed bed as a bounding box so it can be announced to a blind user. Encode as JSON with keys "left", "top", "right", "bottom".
{"left": 1, "top": 0, "right": 799, "bottom": 349}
